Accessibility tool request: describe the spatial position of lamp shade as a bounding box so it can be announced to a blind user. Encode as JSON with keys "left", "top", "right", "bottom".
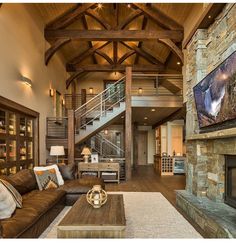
{"left": 50, "top": 146, "right": 65, "bottom": 156}
{"left": 81, "top": 147, "right": 91, "bottom": 155}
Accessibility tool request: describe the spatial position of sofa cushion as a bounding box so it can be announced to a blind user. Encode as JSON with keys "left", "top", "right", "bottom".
{"left": 58, "top": 163, "right": 76, "bottom": 180}
{"left": 0, "top": 189, "right": 65, "bottom": 238}
{"left": 0, "top": 179, "right": 22, "bottom": 208}
{"left": 58, "top": 176, "right": 105, "bottom": 194}
{"left": 0, "top": 181, "right": 16, "bottom": 219}
{"left": 34, "top": 168, "right": 59, "bottom": 191}
{"left": 0, "top": 169, "right": 37, "bottom": 195}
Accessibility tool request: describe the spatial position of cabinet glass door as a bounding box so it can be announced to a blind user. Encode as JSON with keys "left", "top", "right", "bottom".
{"left": 0, "top": 110, "right": 6, "bottom": 134}
{"left": 20, "top": 141, "right": 26, "bottom": 160}
{"left": 9, "top": 113, "right": 16, "bottom": 135}
{"left": 27, "top": 119, "right": 33, "bottom": 137}
{"left": 9, "top": 140, "right": 16, "bottom": 161}
{"left": 20, "top": 117, "right": 26, "bottom": 136}
{"left": 0, "top": 139, "right": 6, "bottom": 162}
{"left": 27, "top": 141, "right": 33, "bottom": 159}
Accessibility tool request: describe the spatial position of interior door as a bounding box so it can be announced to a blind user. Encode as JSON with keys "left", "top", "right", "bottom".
{"left": 137, "top": 131, "right": 148, "bottom": 165}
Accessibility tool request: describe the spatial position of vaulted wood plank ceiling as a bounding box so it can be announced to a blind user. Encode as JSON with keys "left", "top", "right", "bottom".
{"left": 35, "top": 3, "right": 195, "bottom": 88}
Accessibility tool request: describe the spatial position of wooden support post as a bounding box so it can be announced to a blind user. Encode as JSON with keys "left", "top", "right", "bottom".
{"left": 133, "top": 122, "right": 138, "bottom": 171}
{"left": 68, "top": 110, "right": 75, "bottom": 164}
{"left": 71, "top": 82, "right": 76, "bottom": 110}
{"left": 125, "top": 66, "right": 132, "bottom": 180}
{"left": 81, "top": 89, "right": 87, "bottom": 105}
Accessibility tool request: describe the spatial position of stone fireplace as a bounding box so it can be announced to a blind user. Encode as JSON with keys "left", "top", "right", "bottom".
{"left": 176, "top": 3, "right": 236, "bottom": 238}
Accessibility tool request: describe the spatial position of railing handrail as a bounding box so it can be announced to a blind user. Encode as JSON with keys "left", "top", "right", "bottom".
{"left": 74, "top": 76, "right": 125, "bottom": 114}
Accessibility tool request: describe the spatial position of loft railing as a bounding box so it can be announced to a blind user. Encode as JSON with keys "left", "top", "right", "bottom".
{"left": 91, "top": 133, "right": 125, "bottom": 158}
{"left": 46, "top": 117, "right": 68, "bottom": 139}
{"left": 64, "top": 94, "right": 96, "bottom": 111}
{"left": 74, "top": 76, "right": 125, "bottom": 133}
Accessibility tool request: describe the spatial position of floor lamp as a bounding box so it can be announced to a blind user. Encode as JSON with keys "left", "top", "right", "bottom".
{"left": 50, "top": 146, "right": 65, "bottom": 163}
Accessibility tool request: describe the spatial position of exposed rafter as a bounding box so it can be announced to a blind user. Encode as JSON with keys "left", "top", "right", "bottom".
{"left": 113, "top": 41, "right": 118, "bottom": 64}
{"left": 117, "top": 51, "right": 136, "bottom": 64}
{"left": 66, "top": 70, "right": 87, "bottom": 89}
{"left": 45, "top": 29, "right": 183, "bottom": 42}
{"left": 46, "top": 3, "right": 95, "bottom": 30}
{"left": 117, "top": 9, "right": 143, "bottom": 30}
{"left": 121, "top": 42, "right": 164, "bottom": 66}
{"left": 132, "top": 3, "right": 183, "bottom": 31}
{"left": 67, "top": 41, "right": 110, "bottom": 66}
{"left": 85, "top": 9, "right": 112, "bottom": 30}
{"left": 81, "top": 15, "right": 97, "bottom": 64}
{"left": 66, "top": 64, "right": 165, "bottom": 73}
{"left": 45, "top": 38, "right": 70, "bottom": 65}
{"left": 159, "top": 78, "right": 182, "bottom": 94}
{"left": 95, "top": 49, "right": 114, "bottom": 64}
{"left": 159, "top": 39, "right": 184, "bottom": 63}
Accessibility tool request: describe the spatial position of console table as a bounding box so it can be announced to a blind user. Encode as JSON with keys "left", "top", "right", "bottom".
{"left": 78, "top": 162, "right": 120, "bottom": 183}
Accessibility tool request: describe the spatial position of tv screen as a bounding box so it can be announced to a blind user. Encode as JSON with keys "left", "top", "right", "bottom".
{"left": 193, "top": 51, "right": 236, "bottom": 128}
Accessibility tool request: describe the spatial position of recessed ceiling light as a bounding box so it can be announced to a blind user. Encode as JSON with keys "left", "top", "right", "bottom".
{"left": 151, "top": 109, "right": 156, "bottom": 112}
{"left": 144, "top": 117, "right": 148, "bottom": 120}
{"left": 121, "top": 116, "right": 124, "bottom": 119}
{"left": 208, "top": 15, "right": 212, "bottom": 19}
{"left": 177, "top": 61, "right": 181, "bottom": 65}
{"left": 127, "top": 4, "right": 131, "bottom": 8}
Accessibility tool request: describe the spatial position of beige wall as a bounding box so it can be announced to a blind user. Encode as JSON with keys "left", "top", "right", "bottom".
{"left": 0, "top": 4, "right": 68, "bottom": 164}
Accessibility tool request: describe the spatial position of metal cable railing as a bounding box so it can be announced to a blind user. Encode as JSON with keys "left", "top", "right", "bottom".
{"left": 74, "top": 76, "right": 125, "bottom": 134}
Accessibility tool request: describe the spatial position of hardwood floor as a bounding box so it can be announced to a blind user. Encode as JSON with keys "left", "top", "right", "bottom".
{"left": 106, "top": 165, "right": 205, "bottom": 238}
{"left": 106, "top": 164, "right": 185, "bottom": 206}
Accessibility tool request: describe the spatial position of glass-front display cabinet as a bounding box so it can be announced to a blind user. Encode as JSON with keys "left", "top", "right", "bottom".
{"left": 0, "top": 104, "right": 37, "bottom": 175}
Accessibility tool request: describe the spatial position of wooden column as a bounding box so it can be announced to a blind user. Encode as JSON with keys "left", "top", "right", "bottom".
{"left": 133, "top": 122, "right": 138, "bottom": 171}
{"left": 81, "top": 89, "right": 87, "bottom": 105}
{"left": 125, "top": 66, "right": 132, "bottom": 180}
{"left": 71, "top": 82, "right": 76, "bottom": 110}
{"left": 68, "top": 110, "right": 75, "bottom": 164}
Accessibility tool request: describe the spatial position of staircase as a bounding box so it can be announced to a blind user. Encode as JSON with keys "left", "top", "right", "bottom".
{"left": 91, "top": 133, "right": 125, "bottom": 158}
{"left": 74, "top": 77, "right": 126, "bottom": 144}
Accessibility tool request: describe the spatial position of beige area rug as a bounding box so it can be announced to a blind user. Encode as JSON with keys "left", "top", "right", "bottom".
{"left": 40, "top": 192, "right": 202, "bottom": 238}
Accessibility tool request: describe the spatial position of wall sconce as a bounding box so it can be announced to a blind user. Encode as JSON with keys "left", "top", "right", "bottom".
{"left": 104, "top": 129, "right": 108, "bottom": 135}
{"left": 49, "top": 88, "right": 54, "bottom": 97}
{"left": 19, "top": 75, "right": 32, "bottom": 87}
{"left": 89, "top": 87, "right": 93, "bottom": 94}
{"left": 138, "top": 88, "right": 143, "bottom": 95}
{"left": 61, "top": 98, "right": 65, "bottom": 106}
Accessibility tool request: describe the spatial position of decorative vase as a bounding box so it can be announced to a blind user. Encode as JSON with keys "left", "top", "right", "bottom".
{"left": 86, "top": 185, "right": 107, "bottom": 209}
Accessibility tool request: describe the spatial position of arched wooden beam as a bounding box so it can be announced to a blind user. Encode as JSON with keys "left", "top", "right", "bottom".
{"left": 117, "top": 50, "right": 136, "bottom": 64}
{"left": 158, "top": 39, "right": 184, "bottom": 63}
{"left": 85, "top": 9, "right": 112, "bottom": 30}
{"left": 95, "top": 49, "right": 114, "bottom": 65}
{"left": 66, "top": 70, "right": 86, "bottom": 89}
{"left": 45, "top": 38, "right": 70, "bottom": 65}
{"left": 117, "top": 9, "right": 143, "bottom": 30}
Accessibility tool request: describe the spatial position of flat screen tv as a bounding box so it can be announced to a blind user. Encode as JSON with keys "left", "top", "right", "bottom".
{"left": 193, "top": 50, "right": 236, "bottom": 128}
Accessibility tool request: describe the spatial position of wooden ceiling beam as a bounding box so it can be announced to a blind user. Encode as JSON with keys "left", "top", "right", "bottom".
{"left": 121, "top": 42, "right": 164, "bottom": 66}
{"left": 45, "top": 29, "right": 183, "bottom": 42}
{"left": 159, "top": 39, "right": 184, "bottom": 63}
{"left": 135, "top": 15, "right": 148, "bottom": 64}
{"left": 132, "top": 3, "right": 183, "bottom": 31}
{"left": 85, "top": 9, "right": 112, "bottom": 30}
{"left": 117, "top": 9, "right": 143, "bottom": 30}
{"left": 95, "top": 49, "right": 114, "bottom": 64}
{"left": 113, "top": 41, "right": 118, "bottom": 64}
{"left": 66, "top": 70, "right": 87, "bottom": 89}
{"left": 45, "top": 38, "right": 70, "bottom": 65}
{"left": 67, "top": 41, "right": 110, "bottom": 65}
{"left": 46, "top": 3, "right": 96, "bottom": 30}
{"left": 152, "top": 105, "right": 186, "bottom": 129}
{"left": 66, "top": 64, "right": 165, "bottom": 73}
{"left": 117, "top": 51, "right": 136, "bottom": 64}
{"left": 159, "top": 79, "right": 182, "bottom": 94}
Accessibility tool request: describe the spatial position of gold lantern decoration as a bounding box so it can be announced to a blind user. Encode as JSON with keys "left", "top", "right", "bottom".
{"left": 86, "top": 185, "right": 107, "bottom": 209}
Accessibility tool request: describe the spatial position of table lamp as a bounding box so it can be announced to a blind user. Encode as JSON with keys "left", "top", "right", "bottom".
{"left": 50, "top": 146, "right": 65, "bottom": 163}
{"left": 81, "top": 147, "right": 91, "bottom": 163}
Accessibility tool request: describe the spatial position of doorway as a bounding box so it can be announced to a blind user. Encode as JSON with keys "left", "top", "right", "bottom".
{"left": 137, "top": 131, "right": 148, "bottom": 165}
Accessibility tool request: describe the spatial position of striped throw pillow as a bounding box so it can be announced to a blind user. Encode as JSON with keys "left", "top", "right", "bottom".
{"left": 0, "top": 179, "right": 22, "bottom": 208}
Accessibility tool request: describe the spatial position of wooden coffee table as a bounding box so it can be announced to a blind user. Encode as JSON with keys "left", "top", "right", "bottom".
{"left": 57, "top": 194, "right": 126, "bottom": 238}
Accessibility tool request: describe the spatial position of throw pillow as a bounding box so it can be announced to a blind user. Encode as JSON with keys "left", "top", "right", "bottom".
{"left": 57, "top": 163, "right": 76, "bottom": 180}
{"left": 34, "top": 164, "right": 64, "bottom": 186}
{"left": 0, "top": 179, "right": 22, "bottom": 208}
{"left": 0, "top": 181, "right": 16, "bottom": 219}
{"left": 34, "top": 168, "right": 59, "bottom": 191}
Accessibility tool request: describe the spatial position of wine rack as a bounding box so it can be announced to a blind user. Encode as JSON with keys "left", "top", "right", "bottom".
{"left": 161, "top": 156, "right": 174, "bottom": 175}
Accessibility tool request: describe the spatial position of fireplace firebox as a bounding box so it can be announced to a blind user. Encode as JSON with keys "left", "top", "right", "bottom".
{"left": 225, "top": 155, "right": 236, "bottom": 208}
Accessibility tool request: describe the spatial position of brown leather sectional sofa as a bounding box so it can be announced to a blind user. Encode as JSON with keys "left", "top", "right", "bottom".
{"left": 0, "top": 166, "right": 105, "bottom": 238}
